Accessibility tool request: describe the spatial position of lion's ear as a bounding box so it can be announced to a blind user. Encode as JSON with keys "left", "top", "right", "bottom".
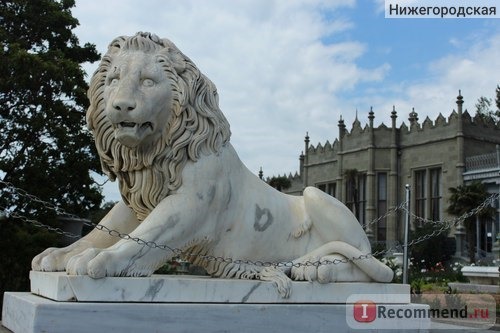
{"left": 107, "top": 36, "right": 127, "bottom": 54}
{"left": 163, "top": 43, "right": 186, "bottom": 75}
{"left": 169, "top": 51, "right": 187, "bottom": 75}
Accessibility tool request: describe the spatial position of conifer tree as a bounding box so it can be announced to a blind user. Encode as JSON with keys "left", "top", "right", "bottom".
{"left": 0, "top": 0, "right": 103, "bottom": 305}
{"left": 0, "top": 0, "right": 102, "bottom": 216}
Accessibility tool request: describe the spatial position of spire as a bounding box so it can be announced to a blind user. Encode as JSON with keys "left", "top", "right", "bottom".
{"left": 456, "top": 90, "right": 464, "bottom": 114}
{"left": 353, "top": 109, "right": 361, "bottom": 129}
{"left": 409, "top": 107, "right": 418, "bottom": 124}
{"left": 391, "top": 105, "right": 397, "bottom": 128}
{"left": 368, "top": 106, "right": 375, "bottom": 128}
{"left": 338, "top": 116, "right": 346, "bottom": 138}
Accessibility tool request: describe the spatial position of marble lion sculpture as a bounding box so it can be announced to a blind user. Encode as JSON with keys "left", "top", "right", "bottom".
{"left": 32, "top": 32, "right": 393, "bottom": 297}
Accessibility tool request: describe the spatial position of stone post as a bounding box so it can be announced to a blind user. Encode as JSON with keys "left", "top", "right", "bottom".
{"left": 337, "top": 118, "right": 346, "bottom": 202}
{"left": 365, "top": 108, "right": 375, "bottom": 242}
{"left": 303, "top": 133, "right": 310, "bottom": 193}
{"left": 455, "top": 91, "right": 466, "bottom": 258}
{"left": 387, "top": 106, "right": 399, "bottom": 248}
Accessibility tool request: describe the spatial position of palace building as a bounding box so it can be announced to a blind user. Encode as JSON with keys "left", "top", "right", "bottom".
{"left": 276, "top": 92, "right": 500, "bottom": 259}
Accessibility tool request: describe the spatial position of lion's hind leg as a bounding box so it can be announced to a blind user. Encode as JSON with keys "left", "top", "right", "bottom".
{"left": 290, "top": 253, "right": 369, "bottom": 283}
{"left": 259, "top": 267, "right": 292, "bottom": 298}
{"left": 290, "top": 241, "right": 393, "bottom": 283}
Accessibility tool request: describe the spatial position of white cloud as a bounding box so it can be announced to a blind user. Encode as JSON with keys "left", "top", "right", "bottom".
{"left": 73, "top": 0, "right": 389, "bottom": 201}
{"left": 348, "top": 32, "right": 500, "bottom": 131}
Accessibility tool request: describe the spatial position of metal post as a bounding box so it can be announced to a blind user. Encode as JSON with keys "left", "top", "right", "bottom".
{"left": 476, "top": 215, "right": 480, "bottom": 261}
{"left": 403, "top": 184, "right": 410, "bottom": 285}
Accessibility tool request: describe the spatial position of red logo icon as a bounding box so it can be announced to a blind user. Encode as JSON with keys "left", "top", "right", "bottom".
{"left": 353, "top": 300, "right": 377, "bottom": 323}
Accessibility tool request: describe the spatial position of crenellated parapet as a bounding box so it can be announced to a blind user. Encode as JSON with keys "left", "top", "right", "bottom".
{"left": 268, "top": 92, "right": 500, "bottom": 198}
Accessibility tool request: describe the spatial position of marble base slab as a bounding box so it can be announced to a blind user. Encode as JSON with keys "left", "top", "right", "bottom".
{"left": 2, "top": 292, "right": 429, "bottom": 333}
{"left": 30, "top": 271, "right": 410, "bottom": 304}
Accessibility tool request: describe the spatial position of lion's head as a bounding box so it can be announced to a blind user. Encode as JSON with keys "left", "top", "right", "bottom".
{"left": 87, "top": 32, "right": 231, "bottom": 220}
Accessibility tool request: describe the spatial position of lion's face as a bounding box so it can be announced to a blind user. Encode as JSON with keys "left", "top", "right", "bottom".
{"left": 103, "top": 51, "right": 173, "bottom": 148}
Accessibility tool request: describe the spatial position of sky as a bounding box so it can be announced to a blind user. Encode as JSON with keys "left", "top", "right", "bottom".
{"left": 71, "top": 0, "right": 500, "bottom": 202}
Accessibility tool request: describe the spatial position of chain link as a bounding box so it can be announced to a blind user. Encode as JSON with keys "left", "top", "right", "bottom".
{"left": 1, "top": 180, "right": 498, "bottom": 268}
{"left": 364, "top": 201, "right": 407, "bottom": 228}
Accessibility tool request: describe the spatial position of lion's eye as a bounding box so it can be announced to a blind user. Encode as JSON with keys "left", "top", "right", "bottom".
{"left": 108, "top": 78, "right": 119, "bottom": 86}
{"left": 142, "top": 79, "right": 155, "bottom": 87}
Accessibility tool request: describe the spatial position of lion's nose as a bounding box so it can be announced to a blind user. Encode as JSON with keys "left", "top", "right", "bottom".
{"left": 112, "top": 95, "right": 136, "bottom": 112}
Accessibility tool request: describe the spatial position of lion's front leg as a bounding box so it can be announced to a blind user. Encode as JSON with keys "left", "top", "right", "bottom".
{"left": 71, "top": 192, "right": 210, "bottom": 278}
{"left": 32, "top": 201, "right": 139, "bottom": 272}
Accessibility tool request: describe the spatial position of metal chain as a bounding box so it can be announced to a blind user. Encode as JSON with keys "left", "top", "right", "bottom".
{"left": 365, "top": 200, "right": 407, "bottom": 228}
{"left": 372, "top": 193, "right": 499, "bottom": 257}
{"left": 1, "top": 180, "right": 498, "bottom": 268}
{"left": 0, "top": 179, "right": 79, "bottom": 219}
{"left": 0, "top": 205, "right": 81, "bottom": 239}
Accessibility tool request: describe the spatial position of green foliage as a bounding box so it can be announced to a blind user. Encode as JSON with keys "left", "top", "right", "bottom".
{"left": 0, "top": 0, "right": 102, "bottom": 216}
{"left": 475, "top": 95, "right": 500, "bottom": 122}
{"left": 268, "top": 176, "right": 291, "bottom": 192}
{"left": 496, "top": 85, "right": 500, "bottom": 111}
{"left": 447, "top": 182, "right": 495, "bottom": 263}
{"left": 410, "top": 222, "right": 455, "bottom": 268}
{"left": 0, "top": 0, "right": 102, "bottom": 315}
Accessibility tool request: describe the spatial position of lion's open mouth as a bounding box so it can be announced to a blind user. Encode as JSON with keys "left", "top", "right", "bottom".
{"left": 118, "top": 122, "right": 153, "bottom": 131}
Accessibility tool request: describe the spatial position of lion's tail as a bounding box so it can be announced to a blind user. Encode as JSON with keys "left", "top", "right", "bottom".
{"left": 292, "top": 241, "right": 394, "bottom": 283}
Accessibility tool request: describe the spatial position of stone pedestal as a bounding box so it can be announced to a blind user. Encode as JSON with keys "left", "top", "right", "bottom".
{"left": 454, "top": 222, "right": 466, "bottom": 258}
{"left": 2, "top": 272, "right": 429, "bottom": 333}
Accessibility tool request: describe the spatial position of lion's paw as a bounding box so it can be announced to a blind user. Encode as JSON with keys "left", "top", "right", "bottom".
{"left": 291, "top": 255, "right": 320, "bottom": 282}
{"left": 259, "top": 267, "right": 292, "bottom": 298}
{"left": 32, "top": 247, "right": 60, "bottom": 271}
{"left": 32, "top": 240, "right": 92, "bottom": 272}
{"left": 75, "top": 247, "right": 156, "bottom": 278}
{"left": 66, "top": 247, "right": 102, "bottom": 276}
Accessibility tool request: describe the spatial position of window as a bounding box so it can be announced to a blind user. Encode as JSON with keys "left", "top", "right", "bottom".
{"left": 414, "top": 168, "right": 442, "bottom": 226}
{"left": 377, "top": 173, "right": 387, "bottom": 241}
{"left": 430, "top": 168, "right": 441, "bottom": 221}
{"left": 327, "top": 183, "right": 336, "bottom": 197}
{"left": 357, "top": 174, "right": 366, "bottom": 227}
{"left": 317, "top": 182, "right": 336, "bottom": 197}
{"left": 345, "top": 172, "right": 366, "bottom": 226}
{"left": 414, "top": 170, "right": 426, "bottom": 226}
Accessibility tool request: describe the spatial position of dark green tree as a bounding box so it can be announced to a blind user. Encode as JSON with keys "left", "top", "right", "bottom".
{"left": 0, "top": 0, "right": 102, "bottom": 311}
{"left": 447, "top": 183, "right": 495, "bottom": 263}
{"left": 475, "top": 95, "right": 500, "bottom": 122}
{"left": 496, "top": 85, "right": 500, "bottom": 111}
{"left": 268, "top": 176, "right": 291, "bottom": 192}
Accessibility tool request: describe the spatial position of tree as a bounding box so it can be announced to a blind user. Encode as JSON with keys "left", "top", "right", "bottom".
{"left": 0, "top": 0, "right": 102, "bottom": 216}
{"left": 475, "top": 95, "right": 500, "bottom": 123}
{"left": 447, "top": 183, "right": 495, "bottom": 263}
{"left": 268, "top": 176, "right": 291, "bottom": 192}
{"left": 0, "top": 0, "right": 102, "bottom": 311}
{"left": 496, "top": 85, "right": 500, "bottom": 111}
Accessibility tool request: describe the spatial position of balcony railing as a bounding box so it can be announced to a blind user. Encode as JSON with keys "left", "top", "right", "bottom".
{"left": 465, "top": 152, "right": 499, "bottom": 171}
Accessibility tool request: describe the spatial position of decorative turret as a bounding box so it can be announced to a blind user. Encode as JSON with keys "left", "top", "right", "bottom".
{"left": 368, "top": 107, "right": 375, "bottom": 129}
{"left": 303, "top": 133, "right": 310, "bottom": 189}
{"left": 338, "top": 116, "right": 346, "bottom": 139}
{"left": 456, "top": 90, "right": 464, "bottom": 115}
{"left": 391, "top": 106, "right": 397, "bottom": 128}
{"left": 456, "top": 90, "right": 465, "bottom": 186}
{"left": 299, "top": 151, "right": 304, "bottom": 176}
{"left": 408, "top": 108, "right": 418, "bottom": 125}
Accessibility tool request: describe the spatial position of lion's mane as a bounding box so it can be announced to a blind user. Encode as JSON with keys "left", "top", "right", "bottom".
{"left": 86, "top": 32, "right": 231, "bottom": 220}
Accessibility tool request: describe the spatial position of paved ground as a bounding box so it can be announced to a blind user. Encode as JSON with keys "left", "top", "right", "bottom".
{"left": 2, "top": 321, "right": 499, "bottom": 332}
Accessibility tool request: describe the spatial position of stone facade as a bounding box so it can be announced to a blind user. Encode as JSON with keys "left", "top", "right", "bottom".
{"left": 277, "top": 93, "right": 500, "bottom": 251}
{"left": 462, "top": 146, "right": 500, "bottom": 260}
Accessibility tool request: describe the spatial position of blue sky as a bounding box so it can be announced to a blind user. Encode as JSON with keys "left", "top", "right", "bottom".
{"left": 72, "top": 0, "right": 500, "bottom": 202}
